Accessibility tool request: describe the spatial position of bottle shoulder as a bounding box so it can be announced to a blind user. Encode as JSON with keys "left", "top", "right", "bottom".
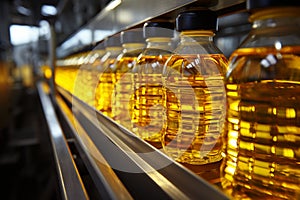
{"left": 226, "top": 46, "right": 300, "bottom": 83}
{"left": 163, "top": 53, "right": 228, "bottom": 77}
{"left": 174, "top": 41, "right": 223, "bottom": 55}
{"left": 240, "top": 21, "right": 300, "bottom": 49}
{"left": 132, "top": 52, "right": 172, "bottom": 74}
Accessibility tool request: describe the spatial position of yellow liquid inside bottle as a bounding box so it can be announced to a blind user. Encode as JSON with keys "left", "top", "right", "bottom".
{"left": 83, "top": 66, "right": 96, "bottom": 106}
{"left": 55, "top": 66, "right": 78, "bottom": 94}
{"left": 162, "top": 54, "right": 228, "bottom": 164}
{"left": 73, "top": 57, "right": 92, "bottom": 103}
{"left": 221, "top": 46, "right": 300, "bottom": 199}
{"left": 95, "top": 58, "right": 116, "bottom": 117}
{"left": 131, "top": 55, "right": 170, "bottom": 146}
{"left": 74, "top": 55, "right": 93, "bottom": 104}
{"left": 113, "top": 56, "right": 137, "bottom": 129}
{"left": 88, "top": 53, "right": 104, "bottom": 107}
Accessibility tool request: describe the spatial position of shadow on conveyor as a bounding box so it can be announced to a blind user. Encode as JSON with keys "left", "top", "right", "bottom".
{"left": 0, "top": 84, "right": 61, "bottom": 200}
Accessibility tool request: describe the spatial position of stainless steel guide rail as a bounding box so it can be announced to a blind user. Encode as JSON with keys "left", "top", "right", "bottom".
{"left": 55, "top": 93, "right": 133, "bottom": 200}
{"left": 55, "top": 85, "right": 230, "bottom": 199}
{"left": 37, "top": 82, "right": 88, "bottom": 200}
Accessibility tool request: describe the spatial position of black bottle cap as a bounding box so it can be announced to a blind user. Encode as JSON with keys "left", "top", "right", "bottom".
{"left": 143, "top": 21, "right": 175, "bottom": 38}
{"left": 105, "top": 34, "right": 121, "bottom": 47}
{"left": 121, "top": 29, "right": 144, "bottom": 44}
{"left": 176, "top": 9, "right": 218, "bottom": 32}
{"left": 247, "top": 0, "right": 300, "bottom": 10}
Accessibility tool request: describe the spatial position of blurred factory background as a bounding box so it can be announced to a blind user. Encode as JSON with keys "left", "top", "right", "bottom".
{"left": 0, "top": 0, "right": 110, "bottom": 199}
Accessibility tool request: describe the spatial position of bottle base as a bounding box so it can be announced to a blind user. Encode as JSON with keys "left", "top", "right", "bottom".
{"left": 174, "top": 152, "right": 223, "bottom": 165}
{"left": 146, "top": 140, "right": 162, "bottom": 149}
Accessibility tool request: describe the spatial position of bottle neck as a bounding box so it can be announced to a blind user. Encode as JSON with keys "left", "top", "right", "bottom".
{"left": 250, "top": 7, "right": 300, "bottom": 29}
{"left": 122, "top": 43, "right": 145, "bottom": 52}
{"left": 179, "top": 30, "right": 215, "bottom": 45}
{"left": 146, "top": 37, "right": 173, "bottom": 51}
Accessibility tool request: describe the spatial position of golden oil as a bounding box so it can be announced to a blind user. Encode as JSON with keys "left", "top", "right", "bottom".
{"left": 95, "top": 56, "right": 118, "bottom": 117}
{"left": 87, "top": 49, "right": 106, "bottom": 106}
{"left": 162, "top": 10, "right": 228, "bottom": 164}
{"left": 55, "top": 55, "right": 79, "bottom": 94}
{"left": 221, "top": 46, "right": 300, "bottom": 199}
{"left": 74, "top": 48, "right": 106, "bottom": 106}
{"left": 73, "top": 52, "right": 92, "bottom": 103}
{"left": 112, "top": 29, "right": 145, "bottom": 128}
{"left": 113, "top": 56, "right": 135, "bottom": 126}
{"left": 132, "top": 54, "right": 171, "bottom": 145}
{"left": 163, "top": 54, "right": 228, "bottom": 164}
{"left": 112, "top": 48, "right": 144, "bottom": 129}
{"left": 95, "top": 35, "right": 122, "bottom": 117}
{"left": 220, "top": 2, "right": 300, "bottom": 198}
{"left": 131, "top": 21, "right": 174, "bottom": 147}
{"left": 95, "top": 35, "right": 122, "bottom": 118}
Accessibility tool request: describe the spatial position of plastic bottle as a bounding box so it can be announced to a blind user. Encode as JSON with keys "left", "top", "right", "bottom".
{"left": 75, "top": 43, "right": 107, "bottom": 106}
{"left": 162, "top": 10, "right": 228, "bottom": 164}
{"left": 95, "top": 35, "right": 122, "bottom": 117}
{"left": 131, "top": 21, "right": 174, "bottom": 148}
{"left": 55, "top": 54, "right": 80, "bottom": 95}
{"left": 112, "top": 29, "right": 145, "bottom": 128}
{"left": 88, "top": 42, "right": 106, "bottom": 107}
{"left": 74, "top": 47, "right": 93, "bottom": 104}
{"left": 221, "top": 0, "right": 300, "bottom": 199}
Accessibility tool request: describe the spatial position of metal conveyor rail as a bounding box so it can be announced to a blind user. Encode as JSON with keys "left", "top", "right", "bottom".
{"left": 56, "top": 85, "right": 230, "bottom": 200}
{"left": 37, "top": 82, "right": 88, "bottom": 200}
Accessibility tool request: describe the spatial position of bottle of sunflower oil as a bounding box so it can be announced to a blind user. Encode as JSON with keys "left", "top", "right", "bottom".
{"left": 112, "top": 29, "right": 145, "bottom": 129}
{"left": 86, "top": 42, "right": 106, "bottom": 107}
{"left": 95, "top": 35, "right": 122, "bottom": 117}
{"left": 68, "top": 55, "right": 80, "bottom": 95}
{"left": 162, "top": 10, "right": 228, "bottom": 164}
{"left": 55, "top": 54, "right": 80, "bottom": 95}
{"left": 220, "top": 0, "right": 300, "bottom": 199}
{"left": 131, "top": 21, "right": 174, "bottom": 148}
{"left": 73, "top": 49, "right": 92, "bottom": 103}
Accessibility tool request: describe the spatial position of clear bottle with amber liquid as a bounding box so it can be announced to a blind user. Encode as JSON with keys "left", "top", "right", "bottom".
{"left": 112, "top": 29, "right": 145, "bottom": 129}
{"left": 73, "top": 48, "right": 93, "bottom": 104}
{"left": 220, "top": 0, "right": 300, "bottom": 199}
{"left": 162, "top": 10, "right": 228, "bottom": 164}
{"left": 131, "top": 21, "right": 174, "bottom": 148}
{"left": 86, "top": 42, "right": 106, "bottom": 107}
{"left": 55, "top": 54, "right": 80, "bottom": 95}
{"left": 95, "top": 35, "right": 122, "bottom": 117}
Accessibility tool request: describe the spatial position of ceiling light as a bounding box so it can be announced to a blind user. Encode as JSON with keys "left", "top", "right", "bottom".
{"left": 41, "top": 5, "right": 57, "bottom": 16}
{"left": 17, "top": 6, "right": 31, "bottom": 16}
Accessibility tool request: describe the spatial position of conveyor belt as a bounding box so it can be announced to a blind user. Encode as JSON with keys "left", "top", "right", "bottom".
{"left": 56, "top": 85, "right": 229, "bottom": 200}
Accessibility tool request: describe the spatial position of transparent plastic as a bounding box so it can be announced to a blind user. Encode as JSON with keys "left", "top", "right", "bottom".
{"left": 74, "top": 52, "right": 93, "bottom": 105}
{"left": 95, "top": 46, "right": 122, "bottom": 117}
{"left": 55, "top": 54, "right": 80, "bottom": 95}
{"left": 131, "top": 37, "right": 174, "bottom": 148}
{"left": 88, "top": 49, "right": 106, "bottom": 106}
{"left": 112, "top": 43, "right": 145, "bottom": 129}
{"left": 221, "top": 7, "right": 300, "bottom": 199}
{"left": 162, "top": 30, "right": 228, "bottom": 164}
